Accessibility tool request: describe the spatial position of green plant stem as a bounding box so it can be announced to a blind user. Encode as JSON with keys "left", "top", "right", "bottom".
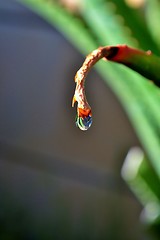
{"left": 105, "top": 45, "right": 160, "bottom": 87}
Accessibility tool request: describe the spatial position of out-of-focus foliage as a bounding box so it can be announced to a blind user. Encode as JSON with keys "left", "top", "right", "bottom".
{"left": 20, "top": 0, "right": 160, "bottom": 237}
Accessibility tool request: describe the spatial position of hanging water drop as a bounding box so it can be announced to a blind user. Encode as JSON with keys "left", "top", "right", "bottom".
{"left": 76, "top": 115, "right": 92, "bottom": 131}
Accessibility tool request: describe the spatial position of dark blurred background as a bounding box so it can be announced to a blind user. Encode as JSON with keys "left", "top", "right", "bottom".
{"left": 0, "top": 0, "right": 152, "bottom": 239}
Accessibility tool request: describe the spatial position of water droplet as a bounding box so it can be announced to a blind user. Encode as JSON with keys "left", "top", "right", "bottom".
{"left": 75, "top": 115, "right": 92, "bottom": 131}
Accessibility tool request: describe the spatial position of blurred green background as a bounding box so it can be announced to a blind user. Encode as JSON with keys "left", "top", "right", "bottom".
{"left": 0, "top": 0, "right": 160, "bottom": 239}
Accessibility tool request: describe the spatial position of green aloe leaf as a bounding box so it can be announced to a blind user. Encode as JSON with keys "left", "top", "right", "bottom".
{"left": 19, "top": 1, "right": 160, "bottom": 234}
{"left": 145, "top": 0, "right": 160, "bottom": 50}
{"left": 19, "top": 0, "right": 160, "bottom": 177}
{"left": 103, "top": 45, "right": 160, "bottom": 86}
{"left": 122, "top": 147, "right": 160, "bottom": 225}
{"left": 108, "top": 0, "right": 159, "bottom": 53}
{"left": 80, "top": 0, "right": 160, "bottom": 174}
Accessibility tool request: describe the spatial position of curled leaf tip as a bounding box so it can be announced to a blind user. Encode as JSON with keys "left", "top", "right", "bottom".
{"left": 72, "top": 44, "right": 160, "bottom": 131}
{"left": 72, "top": 47, "right": 102, "bottom": 130}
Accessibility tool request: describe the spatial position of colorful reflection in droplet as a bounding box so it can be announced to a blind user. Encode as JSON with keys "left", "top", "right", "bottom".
{"left": 75, "top": 115, "right": 92, "bottom": 131}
